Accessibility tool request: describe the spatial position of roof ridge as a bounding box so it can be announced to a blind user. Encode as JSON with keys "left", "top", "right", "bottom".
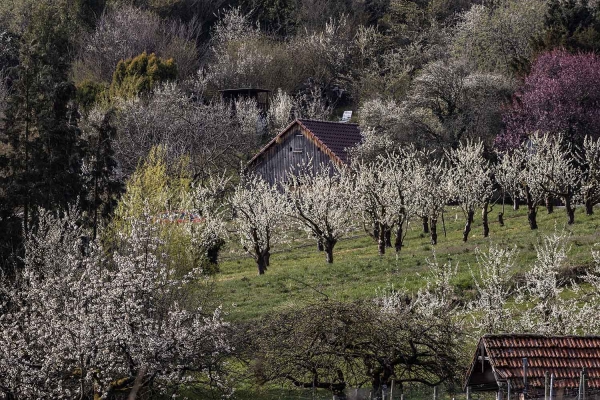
{"left": 298, "top": 118, "right": 359, "bottom": 126}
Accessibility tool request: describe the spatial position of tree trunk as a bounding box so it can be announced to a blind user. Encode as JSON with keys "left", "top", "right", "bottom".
{"left": 394, "top": 224, "right": 403, "bottom": 253}
{"left": 527, "top": 206, "right": 538, "bottom": 230}
{"left": 422, "top": 216, "right": 429, "bottom": 234}
{"left": 264, "top": 249, "right": 271, "bottom": 267}
{"left": 463, "top": 210, "right": 474, "bottom": 242}
{"left": 371, "top": 369, "right": 393, "bottom": 400}
{"left": 482, "top": 202, "right": 490, "bottom": 238}
{"left": 384, "top": 227, "right": 392, "bottom": 248}
{"left": 513, "top": 196, "right": 519, "bottom": 211}
{"left": 324, "top": 239, "right": 336, "bottom": 264}
{"left": 526, "top": 187, "right": 538, "bottom": 230}
{"left": 378, "top": 223, "right": 386, "bottom": 256}
{"left": 257, "top": 254, "right": 267, "bottom": 275}
{"left": 565, "top": 195, "right": 575, "bottom": 225}
{"left": 207, "top": 241, "right": 221, "bottom": 264}
{"left": 545, "top": 194, "right": 554, "bottom": 214}
{"left": 430, "top": 217, "right": 438, "bottom": 245}
{"left": 585, "top": 196, "right": 594, "bottom": 215}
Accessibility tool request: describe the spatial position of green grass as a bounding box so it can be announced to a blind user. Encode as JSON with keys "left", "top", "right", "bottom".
{"left": 213, "top": 206, "right": 600, "bottom": 322}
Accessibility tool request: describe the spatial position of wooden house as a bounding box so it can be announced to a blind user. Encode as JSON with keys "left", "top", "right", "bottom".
{"left": 465, "top": 334, "right": 600, "bottom": 399}
{"left": 246, "top": 119, "right": 362, "bottom": 185}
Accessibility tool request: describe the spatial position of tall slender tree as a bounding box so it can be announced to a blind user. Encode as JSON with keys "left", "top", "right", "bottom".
{"left": 81, "top": 109, "right": 124, "bottom": 240}
{"left": 0, "top": 3, "right": 85, "bottom": 239}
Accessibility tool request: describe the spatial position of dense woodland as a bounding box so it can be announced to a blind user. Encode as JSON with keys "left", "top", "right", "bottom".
{"left": 2, "top": 0, "right": 600, "bottom": 398}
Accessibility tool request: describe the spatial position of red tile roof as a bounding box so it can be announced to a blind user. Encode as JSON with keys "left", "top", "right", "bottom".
{"left": 296, "top": 119, "right": 362, "bottom": 164}
{"left": 466, "top": 335, "right": 600, "bottom": 392}
{"left": 247, "top": 119, "right": 362, "bottom": 167}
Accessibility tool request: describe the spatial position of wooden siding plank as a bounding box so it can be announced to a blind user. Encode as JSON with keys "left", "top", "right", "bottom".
{"left": 251, "top": 124, "right": 339, "bottom": 185}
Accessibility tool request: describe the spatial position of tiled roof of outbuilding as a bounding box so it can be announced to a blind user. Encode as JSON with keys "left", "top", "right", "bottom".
{"left": 297, "top": 119, "right": 362, "bottom": 164}
{"left": 247, "top": 119, "right": 362, "bottom": 167}
{"left": 466, "top": 334, "right": 600, "bottom": 391}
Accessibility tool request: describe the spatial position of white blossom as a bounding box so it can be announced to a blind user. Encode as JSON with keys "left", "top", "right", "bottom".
{"left": 231, "top": 174, "right": 287, "bottom": 275}
{"left": 0, "top": 209, "right": 231, "bottom": 398}
{"left": 580, "top": 135, "right": 600, "bottom": 215}
{"left": 446, "top": 139, "right": 494, "bottom": 241}
{"left": 285, "top": 165, "right": 355, "bottom": 264}
{"left": 470, "top": 245, "right": 518, "bottom": 334}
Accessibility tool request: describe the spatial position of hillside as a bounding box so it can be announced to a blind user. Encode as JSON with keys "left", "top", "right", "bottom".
{"left": 215, "top": 206, "right": 600, "bottom": 322}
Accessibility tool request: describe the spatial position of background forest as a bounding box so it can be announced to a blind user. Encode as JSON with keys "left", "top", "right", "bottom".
{"left": 2, "top": 0, "right": 600, "bottom": 399}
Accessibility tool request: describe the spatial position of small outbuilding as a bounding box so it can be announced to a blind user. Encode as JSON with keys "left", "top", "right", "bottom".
{"left": 246, "top": 119, "right": 362, "bottom": 185}
{"left": 220, "top": 88, "right": 271, "bottom": 112}
{"left": 465, "top": 334, "right": 600, "bottom": 399}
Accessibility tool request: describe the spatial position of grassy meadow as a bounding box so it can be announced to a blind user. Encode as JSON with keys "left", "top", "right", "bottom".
{"left": 214, "top": 205, "right": 600, "bottom": 322}
{"left": 192, "top": 205, "right": 600, "bottom": 400}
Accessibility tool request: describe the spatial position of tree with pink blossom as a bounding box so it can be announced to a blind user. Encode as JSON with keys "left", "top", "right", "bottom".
{"left": 497, "top": 50, "right": 600, "bottom": 149}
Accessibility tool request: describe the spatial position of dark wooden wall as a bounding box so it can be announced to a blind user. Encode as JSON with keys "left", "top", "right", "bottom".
{"left": 251, "top": 125, "right": 335, "bottom": 186}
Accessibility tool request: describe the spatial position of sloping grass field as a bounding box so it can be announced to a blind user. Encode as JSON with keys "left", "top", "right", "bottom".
{"left": 205, "top": 206, "right": 599, "bottom": 399}
{"left": 214, "top": 206, "right": 600, "bottom": 323}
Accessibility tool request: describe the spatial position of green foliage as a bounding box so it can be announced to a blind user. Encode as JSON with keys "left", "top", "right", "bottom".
{"left": 0, "top": 1, "right": 87, "bottom": 241}
{"left": 109, "top": 147, "right": 223, "bottom": 275}
{"left": 452, "top": 0, "right": 547, "bottom": 74}
{"left": 113, "top": 146, "right": 191, "bottom": 221}
{"left": 109, "top": 52, "right": 177, "bottom": 98}
{"left": 76, "top": 80, "right": 108, "bottom": 111}
{"left": 242, "top": 0, "right": 299, "bottom": 35}
{"left": 534, "top": 0, "right": 600, "bottom": 54}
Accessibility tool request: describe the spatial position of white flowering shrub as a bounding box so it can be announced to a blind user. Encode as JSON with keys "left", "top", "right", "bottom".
{"left": 580, "top": 135, "right": 600, "bottom": 215}
{"left": 267, "top": 89, "right": 296, "bottom": 136}
{"left": 353, "top": 148, "right": 420, "bottom": 254}
{"left": 495, "top": 148, "right": 524, "bottom": 211}
{"left": 413, "top": 253, "right": 459, "bottom": 318}
{"left": 231, "top": 174, "right": 287, "bottom": 275}
{"left": 516, "top": 230, "right": 581, "bottom": 334}
{"left": 285, "top": 165, "right": 355, "bottom": 264}
{"left": 470, "top": 245, "right": 518, "bottom": 334}
{"left": 413, "top": 152, "right": 450, "bottom": 245}
{"left": 446, "top": 139, "right": 494, "bottom": 241}
{"left": 0, "top": 209, "right": 231, "bottom": 399}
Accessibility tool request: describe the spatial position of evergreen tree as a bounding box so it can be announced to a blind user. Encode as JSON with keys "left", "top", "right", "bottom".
{"left": 0, "top": 2, "right": 87, "bottom": 262}
{"left": 534, "top": 0, "right": 600, "bottom": 53}
{"left": 82, "top": 110, "right": 124, "bottom": 240}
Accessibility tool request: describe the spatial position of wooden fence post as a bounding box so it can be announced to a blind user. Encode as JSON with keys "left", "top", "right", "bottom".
{"left": 545, "top": 371, "right": 550, "bottom": 400}
{"left": 522, "top": 358, "right": 529, "bottom": 397}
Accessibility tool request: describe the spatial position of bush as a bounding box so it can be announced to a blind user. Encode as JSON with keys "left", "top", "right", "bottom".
{"left": 109, "top": 52, "right": 177, "bottom": 98}
{"left": 76, "top": 80, "right": 108, "bottom": 111}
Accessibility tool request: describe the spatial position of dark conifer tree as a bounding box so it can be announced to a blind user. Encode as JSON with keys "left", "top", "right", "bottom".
{"left": 534, "top": 0, "right": 600, "bottom": 53}
{"left": 0, "top": 3, "right": 87, "bottom": 272}
{"left": 82, "top": 110, "right": 124, "bottom": 240}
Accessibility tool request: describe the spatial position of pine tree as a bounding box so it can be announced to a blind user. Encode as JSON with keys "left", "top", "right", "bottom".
{"left": 82, "top": 110, "right": 124, "bottom": 240}
{"left": 0, "top": 3, "right": 86, "bottom": 244}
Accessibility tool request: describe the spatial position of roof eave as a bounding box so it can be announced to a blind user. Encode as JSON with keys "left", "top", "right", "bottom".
{"left": 246, "top": 119, "right": 351, "bottom": 169}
